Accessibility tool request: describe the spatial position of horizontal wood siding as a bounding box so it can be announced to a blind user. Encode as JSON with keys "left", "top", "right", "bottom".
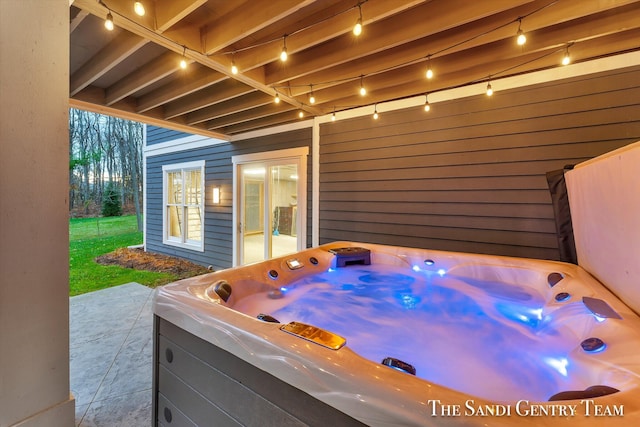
{"left": 319, "top": 66, "right": 640, "bottom": 260}
{"left": 146, "top": 128, "right": 312, "bottom": 269}
{"left": 146, "top": 125, "right": 192, "bottom": 145}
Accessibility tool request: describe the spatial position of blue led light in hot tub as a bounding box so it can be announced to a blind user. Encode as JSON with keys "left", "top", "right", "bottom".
{"left": 543, "top": 357, "right": 569, "bottom": 377}
{"left": 437, "top": 269, "right": 446, "bottom": 277}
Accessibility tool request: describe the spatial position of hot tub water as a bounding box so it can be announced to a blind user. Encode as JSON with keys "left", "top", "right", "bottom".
{"left": 233, "top": 263, "right": 593, "bottom": 403}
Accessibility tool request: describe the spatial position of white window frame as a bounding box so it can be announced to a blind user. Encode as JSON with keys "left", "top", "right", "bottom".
{"left": 162, "top": 160, "right": 205, "bottom": 251}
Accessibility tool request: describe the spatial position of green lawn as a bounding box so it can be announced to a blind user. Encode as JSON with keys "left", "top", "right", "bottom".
{"left": 69, "top": 215, "right": 175, "bottom": 296}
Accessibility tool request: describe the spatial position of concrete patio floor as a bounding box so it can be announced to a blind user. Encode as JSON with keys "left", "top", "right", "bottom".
{"left": 70, "top": 283, "right": 153, "bottom": 426}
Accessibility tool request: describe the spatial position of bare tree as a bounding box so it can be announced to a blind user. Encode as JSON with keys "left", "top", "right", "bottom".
{"left": 69, "top": 109, "right": 144, "bottom": 223}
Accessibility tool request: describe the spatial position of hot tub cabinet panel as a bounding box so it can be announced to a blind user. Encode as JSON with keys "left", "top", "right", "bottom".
{"left": 153, "top": 316, "right": 367, "bottom": 427}
{"left": 153, "top": 242, "right": 640, "bottom": 426}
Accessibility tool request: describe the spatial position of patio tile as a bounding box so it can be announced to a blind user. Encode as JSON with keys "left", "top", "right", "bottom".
{"left": 78, "top": 389, "right": 152, "bottom": 427}
{"left": 71, "top": 282, "right": 154, "bottom": 427}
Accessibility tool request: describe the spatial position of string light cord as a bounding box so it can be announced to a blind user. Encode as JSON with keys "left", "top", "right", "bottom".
{"left": 328, "top": 42, "right": 577, "bottom": 114}
{"left": 271, "top": 0, "right": 559, "bottom": 95}
{"left": 469, "top": 43, "right": 573, "bottom": 86}
{"left": 216, "top": 0, "right": 369, "bottom": 57}
{"left": 96, "top": 0, "right": 576, "bottom": 119}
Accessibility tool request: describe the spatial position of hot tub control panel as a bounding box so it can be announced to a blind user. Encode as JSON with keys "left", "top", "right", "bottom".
{"left": 281, "top": 321, "right": 346, "bottom": 350}
{"left": 286, "top": 258, "right": 304, "bottom": 270}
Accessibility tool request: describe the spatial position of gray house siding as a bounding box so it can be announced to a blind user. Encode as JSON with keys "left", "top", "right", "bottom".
{"left": 318, "top": 65, "right": 640, "bottom": 260}
{"left": 146, "top": 127, "right": 192, "bottom": 145}
{"left": 145, "top": 127, "right": 312, "bottom": 270}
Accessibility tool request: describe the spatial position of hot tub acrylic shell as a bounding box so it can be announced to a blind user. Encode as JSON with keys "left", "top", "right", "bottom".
{"left": 152, "top": 242, "right": 640, "bottom": 426}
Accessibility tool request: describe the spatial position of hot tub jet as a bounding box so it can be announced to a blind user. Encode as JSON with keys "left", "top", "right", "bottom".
{"left": 382, "top": 357, "right": 416, "bottom": 375}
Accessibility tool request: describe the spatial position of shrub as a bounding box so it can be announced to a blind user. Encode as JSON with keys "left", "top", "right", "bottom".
{"left": 102, "top": 184, "right": 122, "bottom": 217}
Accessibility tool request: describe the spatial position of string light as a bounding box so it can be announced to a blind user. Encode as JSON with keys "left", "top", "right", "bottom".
{"left": 179, "top": 46, "right": 187, "bottom": 69}
{"left": 562, "top": 45, "right": 571, "bottom": 65}
{"left": 104, "top": 11, "right": 114, "bottom": 31}
{"left": 134, "top": 2, "right": 145, "bottom": 17}
{"left": 424, "top": 94, "right": 431, "bottom": 112}
{"left": 280, "top": 36, "right": 288, "bottom": 62}
{"left": 94, "top": 0, "right": 574, "bottom": 120}
{"left": 353, "top": 3, "right": 363, "bottom": 36}
{"left": 425, "top": 55, "right": 434, "bottom": 79}
{"left": 373, "top": 104, "right": 379, "bottom": 120}
{"left": 516, "top": 18, "right": 526, "bottom": 46}
{"left": 231, "top": 54, "right": 238, "bottom": 75}
{"left": 309, "top": 85, "right": 315, "bottom": 104}
{"left": 486, "top": 81, "right": 493, "bottom": 96}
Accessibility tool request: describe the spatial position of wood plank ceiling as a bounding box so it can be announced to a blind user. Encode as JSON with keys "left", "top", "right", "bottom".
{"left": 69, "top": 0, "right": 640, "bottom": 139}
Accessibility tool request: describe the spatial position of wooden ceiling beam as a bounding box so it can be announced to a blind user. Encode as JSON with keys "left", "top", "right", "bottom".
{"left": 71, "top": 87, "right": 228, "bottom": 139}
{"left": 164, "top": 79, "right": 254, "bottom": 119}
{"left": 226, "top": 0, "right": 427, "bottom": 73}
{"left": 70, "top": 31, "right": 148, "bottom": 96}
{"left": 105, "top": 51, "right": 185, "bottom": 105}
{"left": 200, "top": 0, "right": 316, "bottom": 55}
{"left": 136, "top": 64, "right": 226, "bottom": 113}
{"left": 205, "top": 103, "right": 296, "bottom": 130}
{"left": 320, "top": 27, "right": 640, "bottom": 112}
{"left": 70, "top": 7, "right": 89, "bottom": 33}
{"left": 73, "top": 0, "right": 323, "bottom": 121}
{"left": 218, "top": 111, "right": 303, "bottom": 135}
{"left": 186, "top": 92, "right": 273, "bottom": 125}
{"left": 154, "top": 0, "right": 208, "bottom": 32}
{"left": 284, "top": 0, "right": 640, "bottom": 99}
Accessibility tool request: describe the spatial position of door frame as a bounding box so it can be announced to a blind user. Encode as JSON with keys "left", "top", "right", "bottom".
{"left": 232, "top": 147, "right": 309, "bottom": 266}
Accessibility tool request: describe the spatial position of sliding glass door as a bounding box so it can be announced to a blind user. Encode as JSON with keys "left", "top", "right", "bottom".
{"left": 237, "top": 157, "right": 303, "bottom": 265}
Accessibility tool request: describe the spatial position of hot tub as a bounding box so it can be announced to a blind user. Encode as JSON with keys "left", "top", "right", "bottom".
{"left": 152, "top": 241, "right": 640, "bottom": 426}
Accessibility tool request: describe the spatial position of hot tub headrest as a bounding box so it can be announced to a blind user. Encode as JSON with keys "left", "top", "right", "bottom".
{"left": 328, "top": 247, "right": 371, "bottom": 267}
{"left": 548, "top": 385, "right": 619, "bottom": 401}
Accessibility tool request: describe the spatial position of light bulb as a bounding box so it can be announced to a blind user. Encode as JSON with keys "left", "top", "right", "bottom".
{"left": 426, "top": 67, "right": 434, "bottom": 79}
{"left": 134, "top": 2, "right": 145, "bottom": 16}
{"left": 331, "top": 112, "right": 336, "bottom": 121}
{"left": 298, "top": 110, "right": 304, "bottom": 118}
{"left": 274, "top": 93, "right": 280, "bottom": 104}
{"left": 231, "top": 62, "right": 238, "bottom": 75}
{"left": 562, "top": 51, "right": 571, "bottom": 65}
{"left": 359, "top": 86, "right": 366, "bottom": 96}
{"left": 424, "top": 102, "right": 430, "bottom": 112}
{"left": 309, "top": 94, "right": 315, "bottom": 104}
{"left": 486, "top": 82, "right": 493, "bottom": 96}
{"left": 353, "top": 19, "right": 362, "bottom": 36}
{"left": 105, "top": 12, "right": 114, "bottom": 31}
{"left": 373, "top": 109, "right": 379, "bottom": 120}
{"left": 516, "top": 29, "right": 526, "bottom": 46}
{"left": 180, "top": 58, "right": 187, "bottom": 69}
{"left": 280, "top": 36, "right": 288, "bottom": 62}
{"left": 353, "top": 5, "right": 363, "bottom": 36}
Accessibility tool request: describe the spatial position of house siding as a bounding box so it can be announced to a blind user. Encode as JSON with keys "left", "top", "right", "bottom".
{"left": 318, "top": 65, "right": 640, "bottom": 260}
{"left": 147, "top": 126, "right": 192, "bottom": 145}
{"left": 145, "top": 128, "right": 312, "bottom": 269}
